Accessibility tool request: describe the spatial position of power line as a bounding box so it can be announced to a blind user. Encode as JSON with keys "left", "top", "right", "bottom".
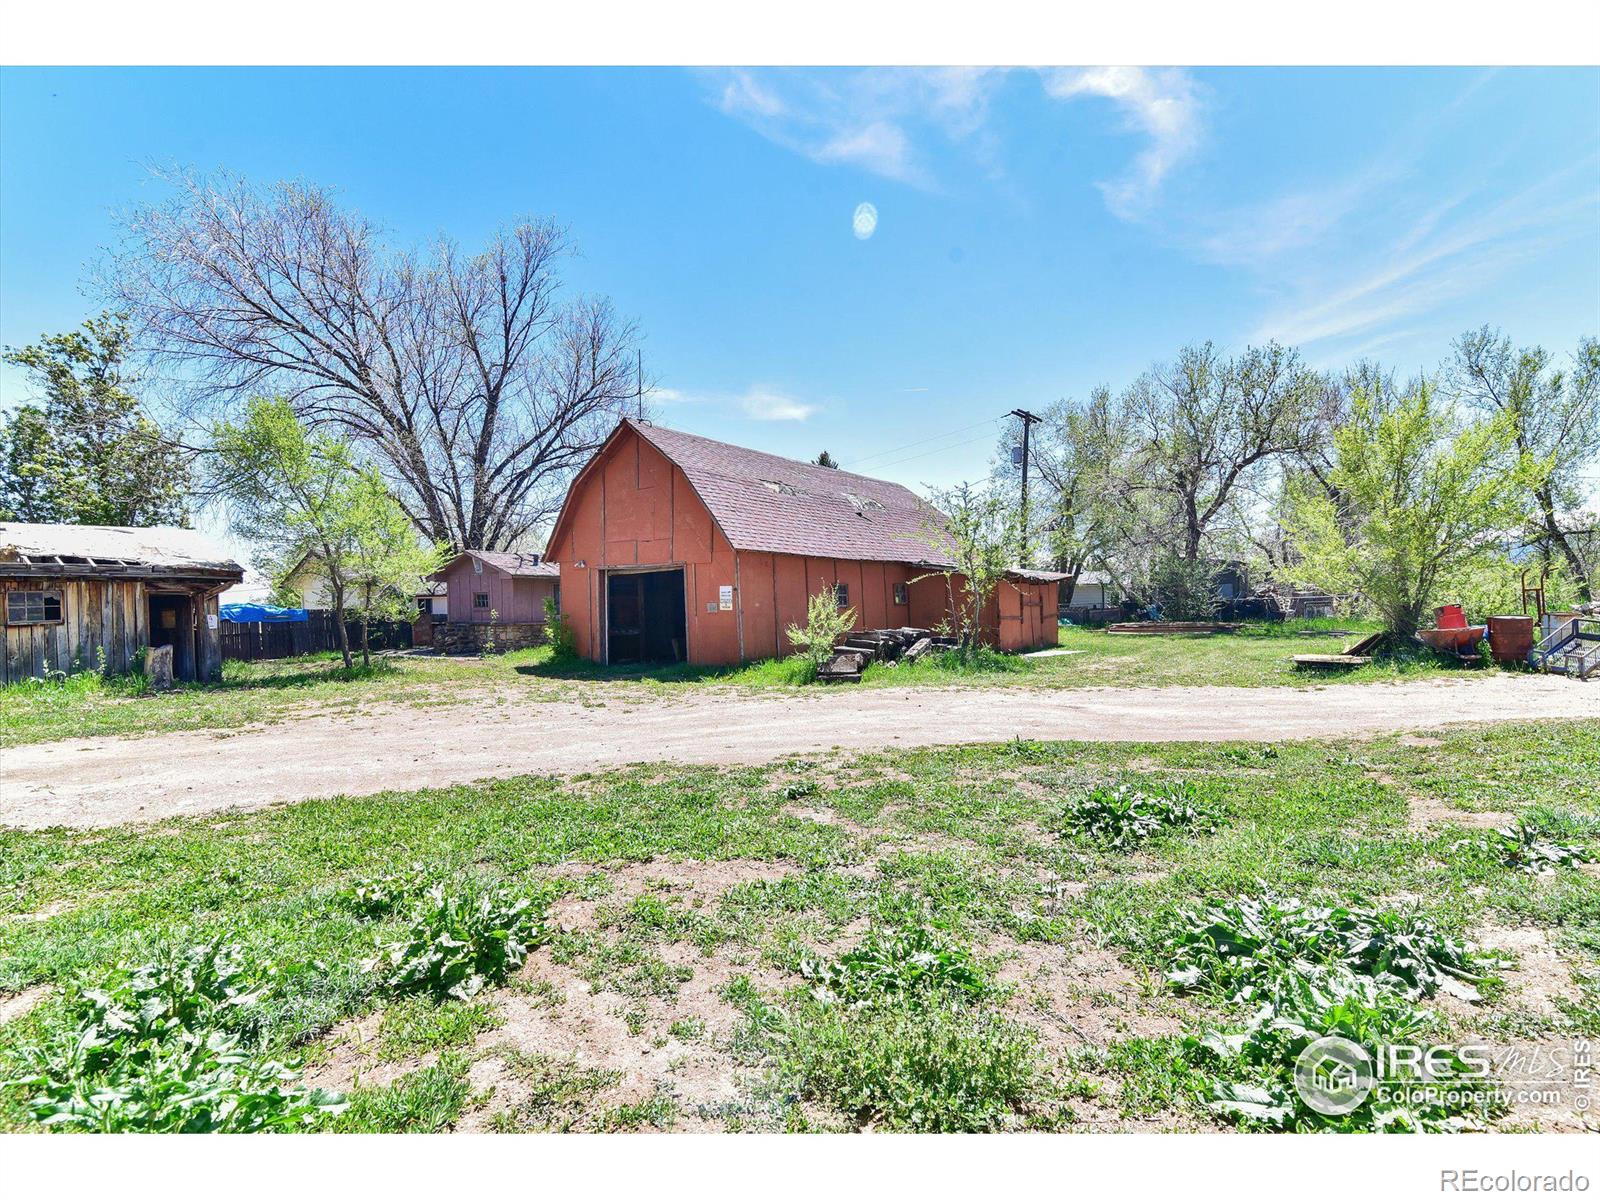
{"left": 840, "top": 416, "right": 1001, "bottom": 468}
{"left": 865, "top": 422, "right": 1007, "bottom": 473}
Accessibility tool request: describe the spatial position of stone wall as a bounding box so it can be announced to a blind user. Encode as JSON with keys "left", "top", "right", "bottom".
{"left": 436, "top": 621, "right": 547, "bottom": 656}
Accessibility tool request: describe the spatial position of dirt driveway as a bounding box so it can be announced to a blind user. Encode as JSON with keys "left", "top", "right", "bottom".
{"left": 3, "top": 674, "right": 1595, "bottom": 830}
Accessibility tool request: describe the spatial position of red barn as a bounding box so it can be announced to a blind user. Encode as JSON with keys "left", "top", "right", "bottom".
{"left": 544, "top": 419, "right": 1060, "bottom": 666}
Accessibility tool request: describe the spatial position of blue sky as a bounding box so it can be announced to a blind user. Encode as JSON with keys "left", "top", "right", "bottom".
{"left": 2, "top": 66, "right": 1597, "bottom": 499}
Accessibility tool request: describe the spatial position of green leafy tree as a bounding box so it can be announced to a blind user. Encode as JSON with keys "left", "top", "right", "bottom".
{"left": 923, "top": 483, "right": 1021, "bottom": 660}
{"left": 1450, "top": 329, "right": 1600, "bottom": 600}
{"left": 0, "top": 313, "right": 190, "bottom": 525}
{"left": 212, "top": 398, "right": 440, "bottom": 669}
{"left": 1286, "top": 382, "right": 1539, "bottom": 642}
{"left": 813, "top": 450, "right": 840, "bottom": 469}
{"left": 1146, "top": 551, "right": 1222, "bottom": 620}
{"left": 343, "top": 469, "right": 448, "bottom": 666}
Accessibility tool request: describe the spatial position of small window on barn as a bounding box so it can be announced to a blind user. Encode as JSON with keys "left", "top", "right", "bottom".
{"left": 473, "top": 592, "right": 490, "bottom": 609}
{"left": 416, "top": 598, "right": 431, "bottom": 614}
{"left": 6, "top": 589, "right": 64, "bottom": 625}
{"left": 893, "top": 582, "right": 910, "bottom": 606}
{"left": 473, "top": 557, "right": 484, "bottom": 574}
{"left": 834, "top": 584, "right": 849, "bottom": 609}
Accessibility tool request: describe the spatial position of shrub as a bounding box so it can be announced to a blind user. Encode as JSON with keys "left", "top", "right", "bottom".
{"left": 1186, "top": 966, "right": 1499, "bottom": 1132}
{"left": 784, "top": 588, "right": 857, "bottom": 678}
{"left": 1056, "top": 782, "right": 1217, "bottom": 851}
{"left": 542, "top": 595, "right": 576, "bottom": 660}
{"left": 2, "top": 942, "right": 342, "bottom": 1132}
{"left": 1145, "top": 552, "right": 1221, "bottom": 621}
{"left": 1164, "top": 892, "right": 1492, "bottom": 1003}
{"left": 366, "top": 879, "right": 550, "bottom": 1001}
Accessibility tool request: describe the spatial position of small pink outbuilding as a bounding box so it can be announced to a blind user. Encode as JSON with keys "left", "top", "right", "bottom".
{"left": 426, "top": 550, "right": 559, "bottom": 654}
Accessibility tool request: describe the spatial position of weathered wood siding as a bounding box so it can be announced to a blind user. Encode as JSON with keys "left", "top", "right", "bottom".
{"left": 2, "top": 578, "right": 147, "bottom": 684}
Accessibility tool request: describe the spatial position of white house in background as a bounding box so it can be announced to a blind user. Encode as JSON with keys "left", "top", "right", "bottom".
{"left": 279, "top": 551, "right": 445, "bottom": 617}
{"left": 1061, "top": 569, "right": 1125, "bottom": 622}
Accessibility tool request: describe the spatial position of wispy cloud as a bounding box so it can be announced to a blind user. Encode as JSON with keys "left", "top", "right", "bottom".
{"left": 651, "top": 383, "right": 818, "bottom": 422}
{"left": 738, "top": 387, "right": 817, "bottom": 422}
{"left": 711, "top": 68, "right": 998, "bottom": 190}
{"left": 1041, "top": 67, "right": 1204, "bottom": 219}
{"left": 706, "top": 66, "right": 1205, "bottom": 213}
{"left": 1252, "top": 163, "right": 1599, "bottom": 349}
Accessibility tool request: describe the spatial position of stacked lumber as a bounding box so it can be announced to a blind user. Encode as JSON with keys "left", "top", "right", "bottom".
{"left": 817, "top": 627, "right": 944, "bottom": 681}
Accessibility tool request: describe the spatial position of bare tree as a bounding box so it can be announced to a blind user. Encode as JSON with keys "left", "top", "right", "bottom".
{"left": 1449, "top": 328, "right": 1599, "bottom": 600}
{"left": 1123, "top": 341, "right": 1337, "bottom": 562}
{"left": 105, "top": 171, "right": 643, "bottom": 550}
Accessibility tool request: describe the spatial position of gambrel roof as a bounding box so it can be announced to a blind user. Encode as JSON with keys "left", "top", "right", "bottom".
{"left": 549, "top": 419, "right": 958, "bottom": 567}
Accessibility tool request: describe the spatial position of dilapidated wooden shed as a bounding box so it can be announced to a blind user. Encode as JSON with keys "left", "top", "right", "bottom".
{"left": 0, "top": 523, "right": 244, "bottom": 684}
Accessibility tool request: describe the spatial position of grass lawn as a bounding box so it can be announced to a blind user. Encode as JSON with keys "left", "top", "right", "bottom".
{"left": 0, "top": 619, "right": 1479, "bottom": 750}
{"left": 1, "top": 721, "right": 1594, "bottom": 1133}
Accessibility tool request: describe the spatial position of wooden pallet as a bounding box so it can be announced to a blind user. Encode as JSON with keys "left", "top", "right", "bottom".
{"left": 1293, "top": 653, "right": 1373, "bottom": 668}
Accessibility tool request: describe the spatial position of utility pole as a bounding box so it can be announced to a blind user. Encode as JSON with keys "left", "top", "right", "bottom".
{"left": 1009, "top": 408, "right": 1042, "bottom": 563}
{"left": 636, "top": 350, "right": 644, "bottom": 421}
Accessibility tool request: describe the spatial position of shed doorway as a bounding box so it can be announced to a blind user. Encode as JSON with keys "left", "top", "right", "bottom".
{"left": 148, "top": 592, "right": 197, "bottom": 680}
{"left": 606, "top": 569, "right": 686, "bottom": 664}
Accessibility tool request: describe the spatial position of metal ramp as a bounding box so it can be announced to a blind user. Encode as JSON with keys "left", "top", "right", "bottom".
{"left": 1530, "top": 617, "right": 1600, "bottom": 680}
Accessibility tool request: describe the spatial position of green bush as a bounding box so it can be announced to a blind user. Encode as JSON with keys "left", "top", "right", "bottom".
{"left": 1056, "top": 782, "right": 1217, "bottom": 851}
{"left": 366, "top": 879, "right": 550, "bottom": 1001}
{"left": 785, "top": 588, "right": 858, "bottom": 679}
{"left": 542, "top": 596, "right": 577, "bottom": 660}
{"left": 2, "top": 942, "right": 342, "bottom": 1132}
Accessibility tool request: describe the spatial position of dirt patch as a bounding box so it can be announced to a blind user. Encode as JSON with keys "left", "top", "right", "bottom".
{"left": 997, "top": 937, "right": 1185, "bottom": 1052}
{"left": 545, "top": 858, "right": 799, "bottom": 934}
{"left": 1474, "top": 923, "right": 1584, "bottom": 1022}
{"left": 6, "top": 675, "right": 1596, "bottom": 830}
{"left": 0, "top": 986, "right": 50, "bottom": 1026}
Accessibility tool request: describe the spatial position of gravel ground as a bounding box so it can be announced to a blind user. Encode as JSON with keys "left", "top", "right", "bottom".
{"left": 3, "top": 673, "right": 1595, "bottom": 830}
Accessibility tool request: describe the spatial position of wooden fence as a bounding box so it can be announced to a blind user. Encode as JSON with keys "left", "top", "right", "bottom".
{"left": 220, "top": 609, "right": 413, "bottom": 662}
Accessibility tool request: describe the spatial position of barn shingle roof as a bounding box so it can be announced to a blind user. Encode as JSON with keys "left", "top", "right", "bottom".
{"left": 624, "top": 420, "right": 957, "bottom": 567}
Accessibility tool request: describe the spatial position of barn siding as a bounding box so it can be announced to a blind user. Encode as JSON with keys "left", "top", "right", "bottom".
{"left": 552, "top": 425, "right": 1057, "bottom": 665}
{"left": 2, "top": 577, "right": 154, "bottom": 685}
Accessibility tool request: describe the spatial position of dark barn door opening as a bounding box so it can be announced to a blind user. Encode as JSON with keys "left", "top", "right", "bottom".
{"left": 148, "top": 593, "right": 197, "bottom": 680}
{"left": 606, "top": 569, "right": 686, "bottom": 664}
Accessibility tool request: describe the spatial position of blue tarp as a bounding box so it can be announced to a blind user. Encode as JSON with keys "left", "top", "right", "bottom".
{"left": 220, "top": 603, "right": 309, "bottom": 624}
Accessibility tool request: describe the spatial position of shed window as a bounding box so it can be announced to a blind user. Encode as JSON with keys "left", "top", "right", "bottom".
{"left": 6, "top": 589, "right": 63, "bottom": 625}
{"left": 834, "top": 584, "right": 849, "bottom": 609}
{"left": 417, "top": 598, "right": 431, "bottom": 614}
{"left": 473, "top": 592, "right": 490, "bottom": 609}
{"left": 893, "top": 582, "right": 910, "bottom": 606}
